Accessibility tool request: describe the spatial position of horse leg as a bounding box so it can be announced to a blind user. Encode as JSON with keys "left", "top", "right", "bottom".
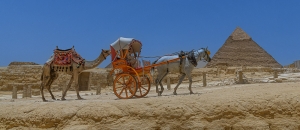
{"left": 155, "top": 72, "right": 163, "bottom": 95}
{"left": 155, "top": 71, "right": 168, "bottom": 96}
{"left": 61, "top": 75, "right": 73, "bottom": 100}
{"left": 155, "top": 78, "right": 160, "bottom": 94}
{"left": 186, "top": 73, "right": 194, "bottom": 94}
{"left": 155, "top": 77, "right": 164, "bottom": 96}
{"left": 173, "top": 73, "right": 186, "bottom": 95}
{"left": 158, "top": 72, "right": 169, "bottom": 96}
{"left": 158, "top": 80, "right": 164, "bottom": 96}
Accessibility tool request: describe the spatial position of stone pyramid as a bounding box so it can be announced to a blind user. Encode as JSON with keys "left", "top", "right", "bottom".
{"left": 206, "top": 27, "right": 282, "bottom": 68}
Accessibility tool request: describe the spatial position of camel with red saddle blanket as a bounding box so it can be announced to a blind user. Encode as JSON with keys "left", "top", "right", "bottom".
{"left": 40, "top": 46, "right": 110, "bottom": 101}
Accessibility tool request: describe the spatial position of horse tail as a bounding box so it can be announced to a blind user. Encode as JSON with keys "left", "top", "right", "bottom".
{"left": 150, "top": 58, "right": 160, "bottom": 76}
{"left": 150, "top": 67, "right": 155, "bottom": 76}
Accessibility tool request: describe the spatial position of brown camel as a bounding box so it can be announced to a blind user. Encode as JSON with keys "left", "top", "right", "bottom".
{"left": 40, "top": 46, "right": 110, "bottom": 101}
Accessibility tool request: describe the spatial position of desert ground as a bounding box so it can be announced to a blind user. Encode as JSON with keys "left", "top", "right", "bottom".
{"left": 1, "top": 71, "right": 300, "bottom": 130}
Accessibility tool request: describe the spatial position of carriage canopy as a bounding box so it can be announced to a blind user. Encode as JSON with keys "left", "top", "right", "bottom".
{"left": 110, "top": 37, "right": 142, "bottom": 61}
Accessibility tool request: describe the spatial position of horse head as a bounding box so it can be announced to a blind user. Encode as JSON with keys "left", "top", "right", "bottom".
{"left": 196, "top": 47, "right": 211, "bottom": 62}
{"left": 204, "top": 47, "right": 211, "bottom": 62}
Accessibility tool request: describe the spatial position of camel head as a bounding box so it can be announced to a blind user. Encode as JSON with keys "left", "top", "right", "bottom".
{"left": 101, "top": 49, "right": 111, "bottom": 59}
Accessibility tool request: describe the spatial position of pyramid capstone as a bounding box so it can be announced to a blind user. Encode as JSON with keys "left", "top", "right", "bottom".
{"left": 230, "top": 27, "right": 251, "bottom": 40}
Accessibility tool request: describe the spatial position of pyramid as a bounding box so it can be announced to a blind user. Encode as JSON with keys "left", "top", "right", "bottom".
{"left": 206, "top": 27, "right": 282, "bottom": 68}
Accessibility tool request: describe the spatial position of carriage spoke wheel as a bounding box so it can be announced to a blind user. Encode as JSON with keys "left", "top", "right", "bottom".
{"left": 135, "top": 76, "right": 151, "bottom": 98}
{"left": 113, "top": 73, "right": 137, "bottom": 99}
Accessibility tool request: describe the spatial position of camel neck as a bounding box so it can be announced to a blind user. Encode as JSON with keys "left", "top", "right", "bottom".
{"left": 84, "top": 51, "right": 106, "bottom": 70}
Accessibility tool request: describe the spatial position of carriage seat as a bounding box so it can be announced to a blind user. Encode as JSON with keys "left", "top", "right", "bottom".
{"left": 134, "top": 67, "right": 143, "bottom": 70}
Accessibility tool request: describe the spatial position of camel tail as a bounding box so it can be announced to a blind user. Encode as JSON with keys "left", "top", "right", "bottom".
{"left": 40, "top": 64, "right": 46, "bottom": 81}
{"left": 40, "top": 70, "right": 44, "bottom": 81}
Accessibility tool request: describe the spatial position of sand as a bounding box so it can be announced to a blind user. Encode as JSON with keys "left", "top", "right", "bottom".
{"left": 0, "top": 73, "right": 300, "bottom": 130}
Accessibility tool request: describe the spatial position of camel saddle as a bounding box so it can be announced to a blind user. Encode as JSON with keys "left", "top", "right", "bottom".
{"left": 47, "top": 46, "right": 85, "bottom": 66}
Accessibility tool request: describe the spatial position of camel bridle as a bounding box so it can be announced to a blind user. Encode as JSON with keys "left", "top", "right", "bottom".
{"left": 101, "top": 50, "right": 107, "bottom": 60}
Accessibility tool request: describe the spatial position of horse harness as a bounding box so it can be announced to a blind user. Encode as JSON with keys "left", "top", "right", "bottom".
{"left": 187, "top": 50, "right": 197, "bottom": 67}
{"left": 177, "top": 50, "right": 197, "bottom": 73}
{"left": 178, "top": 50, "right": 197, "bottom": 67}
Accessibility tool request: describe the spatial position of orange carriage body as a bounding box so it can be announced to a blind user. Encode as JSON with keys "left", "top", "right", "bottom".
{"left": 110, "top": 37, "right": 151, "bottom": 99}
{"left": 109, "top": 37, "right": 183, "bottom": 99}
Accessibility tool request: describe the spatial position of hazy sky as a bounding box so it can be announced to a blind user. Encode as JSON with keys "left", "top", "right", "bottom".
{"left": 0, "top": 1, "right": 299, "bottom": 67}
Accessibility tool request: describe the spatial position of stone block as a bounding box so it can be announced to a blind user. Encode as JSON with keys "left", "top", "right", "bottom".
{"left": 22, "top": 86, "right": 27, "bottom": 98}
{"left": 12, "top": 86, "right": 17, "bottom": 99}
{"left": 275, "top": 78, "right": 282, "bottom": 83}
{"left": 32, "top": 89, "right": 40, "bottom": 96}
{"left": 268, "top": 80, "right": 276, "bottom": 83}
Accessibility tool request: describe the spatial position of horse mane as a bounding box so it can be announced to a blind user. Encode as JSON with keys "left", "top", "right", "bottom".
{"left": 152, "top": 49, "right": 203, "bottom": 65}
{"left": 152, "top": 51, "right": 184, "bottom": 64}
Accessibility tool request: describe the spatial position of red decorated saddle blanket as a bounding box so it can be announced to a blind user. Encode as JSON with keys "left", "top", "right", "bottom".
{"left": 46, "top": 47, "right": 85, "bottom": 66}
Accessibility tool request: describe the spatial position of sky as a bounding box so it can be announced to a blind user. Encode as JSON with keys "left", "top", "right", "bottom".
{"left": 0, "top": 0, "right": 299, "bottom": 67}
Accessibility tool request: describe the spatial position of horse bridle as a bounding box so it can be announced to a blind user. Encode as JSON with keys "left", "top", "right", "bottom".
{"left": 199, "top": 49, "right": 210, "bottom": 61}
{"left": 204, "top": 50, "right": 211, "bottom": 61}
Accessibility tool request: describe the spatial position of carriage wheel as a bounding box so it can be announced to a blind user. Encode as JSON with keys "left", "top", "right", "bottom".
{"left": 113, "top": 73, "right": 137, "bottom": 99}
{"left": 135, "top": 76, "right": 151, "bottom": 98}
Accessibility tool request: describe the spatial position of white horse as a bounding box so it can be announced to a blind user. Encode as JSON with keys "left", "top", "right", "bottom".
{"left": 152, "top": 48, "right": 211, "bottom": 96}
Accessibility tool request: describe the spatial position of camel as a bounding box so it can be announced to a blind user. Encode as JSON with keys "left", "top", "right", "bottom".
{"left": 40, "top": 46, "right": 110, "bottom": 101}
{"left": 152, "top": 48, "right": 211, "bottom": 96}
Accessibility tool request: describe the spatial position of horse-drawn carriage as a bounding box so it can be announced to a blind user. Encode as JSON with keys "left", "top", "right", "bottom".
{"left": 109, "top": 37, "right": 211, "bottom": 99}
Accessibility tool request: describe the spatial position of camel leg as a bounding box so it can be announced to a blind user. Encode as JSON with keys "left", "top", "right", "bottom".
{"left": 40, "top": 83, "right": 46, "bottom": 101}
{"left": 46, "top": 73, "right": 58, "bottom": 100}
{"left": 40, "top": 78, "right": 49, "bottom": 102}
{"left": 155, "top": 71, "right": 168, "bottom": 96}
{"left": 186, "top": 73, "right": 194, "bottom": 94}
{"left": 173, "top": 73, "right": 186, "bottom": 95}
{"left": 73, "top": 73, "right": 83, "bottom": 100}
{"left": 61, "top": 75, "right": 74, "bottom": 100}
{"left": 40, "top": 65, "right": 53, "bottom": 102}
